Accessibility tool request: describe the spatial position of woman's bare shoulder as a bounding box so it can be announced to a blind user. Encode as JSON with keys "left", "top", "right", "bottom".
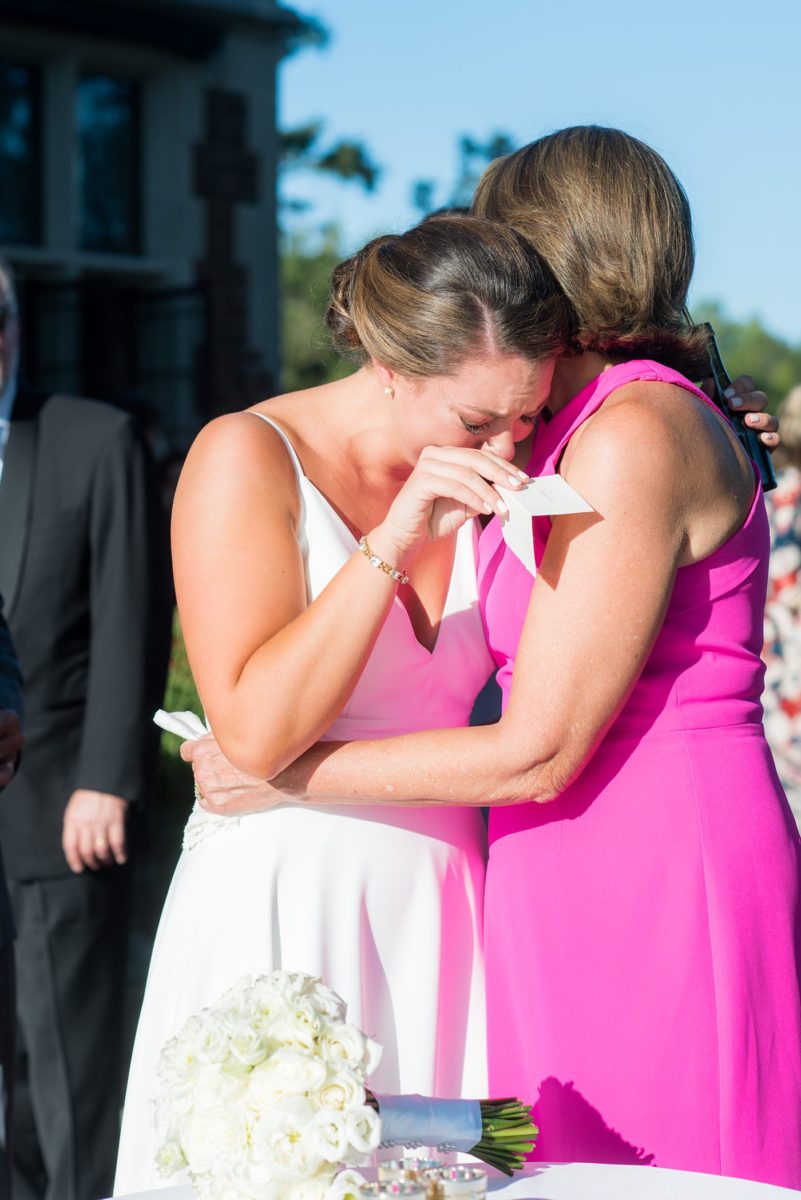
{"left": 174, "top": 408, "right": 305, "bottom": 536}
{"left": 567, "top": 378, "right": 744, "bottom": 478}
{"left": 562, "top": 383, "right": 689, "bottom": 498}
{"left": 560, "top": 378, "right": 753, "bottom": 556}
{"left": 189, "top": 406, "right": 302, "bottom": 481}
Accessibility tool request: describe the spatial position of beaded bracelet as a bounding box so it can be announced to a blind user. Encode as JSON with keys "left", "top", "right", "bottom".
{"left": 357, "top": 534, "right": 410, "bottom": 586}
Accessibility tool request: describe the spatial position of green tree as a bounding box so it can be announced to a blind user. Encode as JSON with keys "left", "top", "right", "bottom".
{"left": 412, "top": 130, "right": 516, "bottom": 216}
{"left": 280, "top": 122, "right": 381, "bottom": 214}
{"left": 278, "top": 121, "right": 382, "bottom": 391}
{"left": 281, "top": 224, "right": 353, "bottom": 392}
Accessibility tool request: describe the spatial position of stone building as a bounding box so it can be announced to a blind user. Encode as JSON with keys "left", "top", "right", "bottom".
{"left": 0, "top": 0, "right": 310, "bottom": 448}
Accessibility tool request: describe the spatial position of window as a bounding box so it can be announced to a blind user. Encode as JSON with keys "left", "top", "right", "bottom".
{"left": 77, "top": 73, "right": 140, "bottom": 254}
{"left": 0, "top": 62, "right": 41, "bottom": 244}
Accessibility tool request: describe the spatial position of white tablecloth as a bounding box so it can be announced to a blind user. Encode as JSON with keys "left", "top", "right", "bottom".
{"left": 110, "top": 1161, "right": 801, "bottom": 1199}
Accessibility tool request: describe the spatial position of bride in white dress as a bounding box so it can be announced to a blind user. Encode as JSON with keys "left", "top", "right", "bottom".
{"left": 114, "top": 215, "right": 569, "bottom": 1194}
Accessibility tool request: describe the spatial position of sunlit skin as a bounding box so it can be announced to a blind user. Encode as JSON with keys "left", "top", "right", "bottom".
{"left": 171, "top": 350, "right": 557, "bottom": 780}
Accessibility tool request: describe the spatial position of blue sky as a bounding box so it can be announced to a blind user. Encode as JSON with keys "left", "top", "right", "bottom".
{"left": 279, "top": 0, "right": 801, "bottom": 342}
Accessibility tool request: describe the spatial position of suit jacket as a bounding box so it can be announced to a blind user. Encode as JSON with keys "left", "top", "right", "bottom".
{"left": 0, "top": 384, "right": 171, "bottom": 881}
{"left": 0, "top": 599, "right": 22, "bottom": 944}
{"left": 0, "top": 602, "right": 22, "bottom": 720}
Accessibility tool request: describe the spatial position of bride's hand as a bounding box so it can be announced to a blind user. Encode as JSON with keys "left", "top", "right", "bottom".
{"left": 704, "top": 373, "right": 779, "bottom": 449}
{"left": 181, "top": 734, "right": 284, "bottom": 815}
{"left": 374, "top": 445, "right": 529, "bottom": 564}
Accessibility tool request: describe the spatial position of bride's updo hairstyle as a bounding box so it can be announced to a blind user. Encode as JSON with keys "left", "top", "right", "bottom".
{"left": 326, "top": 214, "right": 572, "bottom": 377}
{"left": 473, "top": 126, "right": 710, "bottom": 378}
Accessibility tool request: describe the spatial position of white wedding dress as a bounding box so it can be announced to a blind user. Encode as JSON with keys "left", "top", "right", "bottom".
{"left": 113, "top": 417, "right": 494, "bottom": 1194}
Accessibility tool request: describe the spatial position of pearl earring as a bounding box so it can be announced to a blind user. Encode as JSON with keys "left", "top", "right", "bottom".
{"left": 383, "top": 385, "right": 394, "bottom": 398}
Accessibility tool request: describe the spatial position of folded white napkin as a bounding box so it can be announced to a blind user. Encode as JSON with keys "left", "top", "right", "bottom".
{"left": 154, "top": 708, "right": 209, "bottom": 741}
{"left": 497, "top": 475, "right": 593, "bottom": 574}
{"left": 153, "top": 709, "right": 241, "bottom": 850}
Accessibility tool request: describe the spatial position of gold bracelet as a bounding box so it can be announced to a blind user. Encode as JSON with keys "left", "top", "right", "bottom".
{"left": 357, "top": 534, "right": 409, "bottom": 585}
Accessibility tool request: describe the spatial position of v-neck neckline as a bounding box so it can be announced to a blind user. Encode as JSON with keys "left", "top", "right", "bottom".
{"left": 253, "top": 412, "right": 463, "bottom": 658}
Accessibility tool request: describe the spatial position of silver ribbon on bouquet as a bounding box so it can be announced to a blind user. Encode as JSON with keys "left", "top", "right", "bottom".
{"left": 374, "top": 1094, "right": 483, "bottom": 1153}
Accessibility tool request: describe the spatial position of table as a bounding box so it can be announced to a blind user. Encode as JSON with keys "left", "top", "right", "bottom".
{"left": 110, "top": 1162, "right": 801, "bottom": 1199}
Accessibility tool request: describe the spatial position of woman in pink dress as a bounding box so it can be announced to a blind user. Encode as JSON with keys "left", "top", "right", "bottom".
{"left": 188, "top": 129, "right": 800, "bottom": 1187}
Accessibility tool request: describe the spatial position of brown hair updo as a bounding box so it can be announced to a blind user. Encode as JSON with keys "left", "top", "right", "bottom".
{"left": 326, "top": 214, "right": 572, "bottom": 377}
{"left": 473, "top": 126, "right": 709, "bottom": 378}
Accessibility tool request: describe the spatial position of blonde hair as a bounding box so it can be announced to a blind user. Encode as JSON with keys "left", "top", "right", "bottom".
{"left": 326, "top": 214, "right": 572, "bottom": 376}
{"left": 473, "top": 126, "right": 709, "bottom": 378}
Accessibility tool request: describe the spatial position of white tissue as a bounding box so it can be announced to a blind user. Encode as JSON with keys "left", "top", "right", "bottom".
{"left": 153, "top": 708, "right": 209, "bottom": 741}
{"left": 153, "top": 709, "right": 240, "bottom": 850}
{"left": 497, "top": 475, "right": 593, "bottom": 575}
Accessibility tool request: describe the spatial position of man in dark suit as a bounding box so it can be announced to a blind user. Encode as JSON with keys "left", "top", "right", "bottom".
{"left": 0, "top": 259, "right": 171, "bottom": 1200}
{"left": 0, "top": 600, "right": 24, "bottom": 1200}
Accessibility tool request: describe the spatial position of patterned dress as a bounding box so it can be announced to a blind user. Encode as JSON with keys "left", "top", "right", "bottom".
{"left": 763, "top": 464, "right": 801, "bottom": 828}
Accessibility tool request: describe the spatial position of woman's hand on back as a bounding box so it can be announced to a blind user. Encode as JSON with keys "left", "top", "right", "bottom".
{"left": 372, "top": 445, "right": 529, "bottom": 565}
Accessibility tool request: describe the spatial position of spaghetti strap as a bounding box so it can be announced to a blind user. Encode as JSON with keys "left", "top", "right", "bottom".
{"left": 249, "top": 411, "right": 306, "bottom": 480}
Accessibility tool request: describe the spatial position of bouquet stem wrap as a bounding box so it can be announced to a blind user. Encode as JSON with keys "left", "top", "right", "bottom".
{"left": 373, "top": 1094, "right": 482, "bottom": 1154}
{"left": 372, "top": 1094, "right": 538, "bottom": 1175}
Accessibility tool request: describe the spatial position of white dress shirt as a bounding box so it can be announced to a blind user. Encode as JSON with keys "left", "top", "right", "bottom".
{"left": 0, "top": 374, "right": 17, "bottom": 488}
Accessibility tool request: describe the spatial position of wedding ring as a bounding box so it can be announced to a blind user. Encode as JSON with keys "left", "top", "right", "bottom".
{"left": 94, "top": 835, "right": 108, "bottom": 849}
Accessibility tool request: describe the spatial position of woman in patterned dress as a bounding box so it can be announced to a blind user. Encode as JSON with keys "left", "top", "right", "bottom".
{"left": 763, "top": 383, "right": 801, "bottom": 828}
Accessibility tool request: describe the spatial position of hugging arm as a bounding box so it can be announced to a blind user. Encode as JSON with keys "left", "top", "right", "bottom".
{"left": 194, "top": 392, "right": 692, "bottom": 813}
{"left": 188, "top": 376, "right": 767, "bottom": 812}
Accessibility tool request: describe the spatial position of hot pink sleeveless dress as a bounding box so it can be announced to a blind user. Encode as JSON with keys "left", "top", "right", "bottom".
{"left": 479, "top": 360, "right": 801, "bottom": 1188}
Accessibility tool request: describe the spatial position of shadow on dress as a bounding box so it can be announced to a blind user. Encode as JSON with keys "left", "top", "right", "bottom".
{"left": 531, "top": 1077, "right": 655, "bottom": 1166}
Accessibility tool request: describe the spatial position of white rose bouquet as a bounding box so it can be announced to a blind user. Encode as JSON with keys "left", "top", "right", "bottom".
{"left": 154, "top": 971, "right": 538, "bottom": 1198}
{"left": 153, "top": 972, "right": 381, "bottom": 1200}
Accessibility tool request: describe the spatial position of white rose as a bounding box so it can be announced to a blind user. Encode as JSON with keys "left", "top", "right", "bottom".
{"left": 151, "top": 1089, "right": 185, "bottom": 1142}
{"left": 363, "top": 1037, "right": 382, "bottom": 1076}
{"left": 265, "top": 970, "right": 312, "bottom": 1000}
{"left": 192, "top": 1064, "right": 248, "bottom": 1113}
{"left": 318, "top": 1023, "right": 373, "bottom": 1074}
{"left": 317, "top": 1067, "right": 365, "bottom": 1113}
{"left": 247, "top": 1050, "right": 328, "bottom": 1109}
{"left": 345, "top": 1106, "right": 382, "bottom": 1156}
{"left": 270, "top": 997, "right": 322, "bottom": 1050}
{"left": 249, "top": 1104, "right": 325, "bottom": 1181}
{"left": 328, "top": 1168, "right": 368, "bottom": 1200}
{"left": 306, "top": 981, "right": 347, "bottom": 1022}
{"left": 222, "top": 1015, "right": 270, "bottom": 1067}
{"left": 191, "top": 1014, "right": 231, "bottom": 1064}
{"left": 215, "top": 974, "right": 256, "bottom": 1009}
{"left": 158, "top": 1028, "right": 205, "bottom": 1088}
{"left": 247, "top": 977, "right": 297, "bottom": 1019}
{"left": 154, "top": 1136, "right": 187, "bottom": 1178}
{"left": 181, "top": 1104, "right": 249, "bottom": 1176}
{"left": 309, "top": 1108, "right": 349, "bottom": 1162}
